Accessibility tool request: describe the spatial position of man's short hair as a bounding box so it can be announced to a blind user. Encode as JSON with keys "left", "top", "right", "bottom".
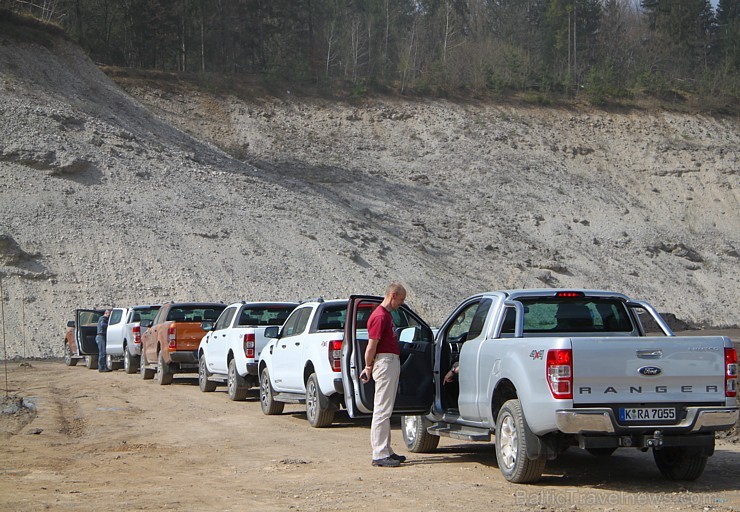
{"left": 385, "top": 282, "right": 406, "bottom": 297}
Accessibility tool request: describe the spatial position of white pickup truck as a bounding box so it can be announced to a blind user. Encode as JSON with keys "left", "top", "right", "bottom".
{"left": 105, "top": 305, "right": 161, "bottom": 373}
{"left": 258, "top": 299, "right": 351, "bottom": 427}
{"left": 197, "top": 301, "right": 297, "bottom": 400}
{"left": 340, "top": 290, "right": 738, "bottom": 483}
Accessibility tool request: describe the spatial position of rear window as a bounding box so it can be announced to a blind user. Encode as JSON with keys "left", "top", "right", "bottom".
{"left": 133, "top": 306, "right": 160, "bottom": 323}
{"left": 502, "top": 298, "right": 634, "bottom": 334}
{"left": 167, "top": 305, "right": 226, "bottom": 323}
{"left": 238, "top": 305, "right": 297, "bottom": 326}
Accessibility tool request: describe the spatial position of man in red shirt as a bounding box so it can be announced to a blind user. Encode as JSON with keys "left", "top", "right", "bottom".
{"left": 360, "top": 282, "right": 407, "bottom": 467}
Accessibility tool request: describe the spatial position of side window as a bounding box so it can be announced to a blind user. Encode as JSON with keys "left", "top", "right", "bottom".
{"left": 393, "top": 307, "right": 435, "bottom": 343}
{"left": 316, "top": 305, "right": 347, "bottom": 330}
{"left": 446, "top": 301, "right": 480, "bottom": 341}
{"left": 466, "top": 299, "right": 492, "bottom": 340}
{"left": 109, "top": 309, "right": 123, "bottom": 325}
{"left": 151, "top": 307, "right": 165, "bottom": 325}
{"left": 282, "top": 308, "right": 311, "bottom": 338}
{"left": 215, "top": 307, "right": 237, "bottom": 331}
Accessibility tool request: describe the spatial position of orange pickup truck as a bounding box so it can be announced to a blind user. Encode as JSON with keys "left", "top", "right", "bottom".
{"left": 140, "top": 302, "right": 226, "bottom": 385}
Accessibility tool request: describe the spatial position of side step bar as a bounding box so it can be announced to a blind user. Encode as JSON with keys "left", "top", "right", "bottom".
{"left": 428, "top": 422, "right": 491, "bottom": 442}
{"left": 273, "top": 392, "right": 305, "bottom": 404}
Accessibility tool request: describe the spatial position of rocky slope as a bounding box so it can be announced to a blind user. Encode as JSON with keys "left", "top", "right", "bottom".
{"left": 0, "top": 20, "right": 738, "bottom": 359}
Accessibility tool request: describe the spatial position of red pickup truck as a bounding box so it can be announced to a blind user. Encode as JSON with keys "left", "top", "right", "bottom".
{"left": 140, "top": 302, "right": 226, "bottom": 385}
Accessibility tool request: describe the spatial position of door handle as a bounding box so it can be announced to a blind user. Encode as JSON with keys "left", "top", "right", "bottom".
{"left": 637, "top": 349, "right": 663, "bottom": 359}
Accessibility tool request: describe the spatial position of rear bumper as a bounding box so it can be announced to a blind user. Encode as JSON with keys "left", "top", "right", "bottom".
{"left": 556, "top": 406, "right": 739, "bottom": 434}
{"left": 169, "top": 351, "right": 198, "bottom": 364}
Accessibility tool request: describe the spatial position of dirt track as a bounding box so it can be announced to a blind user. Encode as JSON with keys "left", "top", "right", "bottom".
{"left": 1, "top": 357, "right": 739, "bottom": 512}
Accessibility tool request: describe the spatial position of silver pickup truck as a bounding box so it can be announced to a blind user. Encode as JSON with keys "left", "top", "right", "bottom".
{"left": 340, "top": 289, "right": 738, "bottom": 483}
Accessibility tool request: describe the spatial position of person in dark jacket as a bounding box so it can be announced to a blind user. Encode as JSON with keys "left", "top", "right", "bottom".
{"left": 96, "top": 309, "right": 111, "bottom": 372}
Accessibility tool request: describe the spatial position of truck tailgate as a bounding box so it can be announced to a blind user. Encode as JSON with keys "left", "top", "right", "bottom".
{"left": 572, "top": 336, "right": 728, "bottom": 406}
{"left": 171, "top": 322, "right": 207, "bottom": 350}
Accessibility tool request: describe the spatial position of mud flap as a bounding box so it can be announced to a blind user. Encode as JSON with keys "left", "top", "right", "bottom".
{"left": 317, "top": 388, "right": 339, "bottom": 412}
{"left": 523, "top": 419, "right": 559, "bottom": 460}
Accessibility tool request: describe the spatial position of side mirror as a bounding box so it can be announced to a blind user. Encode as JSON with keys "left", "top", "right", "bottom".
{"left": 67, "top": 320, "right": 75, "bottom": 328}
{"left": 264, "top": 326, "right": 280, "bottom": 339}
{"left": 399, "top": 326, "right": 419, "bottom": 342}
{"left": 201, "top": 321, "right": 215, "bottom": 331}
{"left": 141, "top": 320, "right": 153, "bottom": 328}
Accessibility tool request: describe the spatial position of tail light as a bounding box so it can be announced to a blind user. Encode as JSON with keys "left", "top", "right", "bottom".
{"left": 133, "top": 324, "right": 141, "bottom": 345}
{"left": 726, "top": 348, "right": 737, "bottom": 398}
{"left": 243, "top": 333, "right": 255, "bottom": 359}
{"left": 328, "top": 340, "right": 342, "bottom": 372}
{"left": 547, "top": 349, "right": 573, "bottom": 399}
{"left": 168, "top": 324, "right": 176, "bottom": 351}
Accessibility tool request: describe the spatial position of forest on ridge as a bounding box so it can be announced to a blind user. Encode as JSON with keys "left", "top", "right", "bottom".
{"left": 2, "top": 0, "right": 739, "bottom": 110}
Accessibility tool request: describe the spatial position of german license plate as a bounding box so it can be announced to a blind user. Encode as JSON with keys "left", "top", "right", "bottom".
{"left": 619, "top": 407, "right": 676, "bottom": 422}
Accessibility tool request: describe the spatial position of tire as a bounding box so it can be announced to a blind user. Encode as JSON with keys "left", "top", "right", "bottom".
{"left": 199, "top": 355, "right": 217, "bottom": 392}
{"left": 124, "top": 347, "right": 139, "bottom": 374}
{"left": 305, "top": 373, "right": 335, "bottom": 428}
{"left": 140, "top": 350, "right": 155, "bottom": 380}
{"left": 84, "top": 355, "right": 98, "bottom": 370}
{"left": 63, "top": 343, "right": 78, "bottom": 366}
{"left": 227, "top": 359, "right": 249, "bottom": 401}
{"left": 402, "top": 415, "right": 440, "bottom": 453}
{"left": 653, "top": 446, "right": 708, "bottom": 481}
{"left": 260, "top": 367, "right": 284, "bottom": 415}
{"left": 156, "top": 351, "right": 173, "bottom": 385}
{"left": 586, "top": 447, "right": 617, "bottom": 457}
{"left": 495, "top": 399, "right": 546, "bottom": 483}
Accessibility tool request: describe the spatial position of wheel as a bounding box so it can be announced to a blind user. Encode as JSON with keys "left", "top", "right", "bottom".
{"left": 199, "top": 355, "right": 217, "bottom": 392}
{"left": 123, "top": 347, "right": 139, "bottom": 374}
{"left": 586, "top": 447, "right": 617, "bottom": 457}
{"left": 402, "top": 415, "right": 440, "bottom": 452}
{"left": 63, "top": 343, "right": 78, "bottom": 366}
{"left": 305, "top": 373, "right": 335, "bottom": 428}
{"left": 227, "top": 359, "right": 249, "bottom": 401}
{"left": 653, "top": 446, "right": 708, "bottom": 481}
{"left": 140, "top": 350, "right": 155, "bottom": 380}
{"left": 84, "top": 355, "right": 98, "bottom": 370}
{"left": 495, "top": 399, "right": 546, "bottom": 483}
{"left": 156, "top": 351, "right": 173, "bottom": 385}
{"left": 260, "top": 367, "right": 284, "bottom": 415}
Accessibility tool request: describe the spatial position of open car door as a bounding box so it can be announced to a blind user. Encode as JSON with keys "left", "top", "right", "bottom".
{"left": 341, "top": 295, "right": 435, "bottom": 418}
{"left": 75, "top": 309, "right": 103, "bottom": 355}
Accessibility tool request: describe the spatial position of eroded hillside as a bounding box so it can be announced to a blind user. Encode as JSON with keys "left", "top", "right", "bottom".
{"left": 0, "top": 20, "right": 738, "bottom": 358}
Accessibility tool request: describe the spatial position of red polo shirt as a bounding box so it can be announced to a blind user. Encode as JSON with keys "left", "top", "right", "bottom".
{"left": 367, "top": 305, "right": 400, "bottom": 355}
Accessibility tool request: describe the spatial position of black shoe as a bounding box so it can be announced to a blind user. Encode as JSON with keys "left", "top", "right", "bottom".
{"left": 389, "top": 453, "right": 406, "bottom": 463}
{"left": 372, "top": 456, "right": 401, "bottom": 467}
{"left": 99, "top": 368, "right": 111, "bottom": 372}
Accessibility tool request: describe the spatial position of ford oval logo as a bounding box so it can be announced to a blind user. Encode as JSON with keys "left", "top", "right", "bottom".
{"left": 638, "top": 366, "right": 662, "bottom": 376}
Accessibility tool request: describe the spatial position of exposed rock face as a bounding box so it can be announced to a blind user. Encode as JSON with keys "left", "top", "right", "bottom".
{"left": 0, "top": 22, "right": 738, "bottom": 359}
